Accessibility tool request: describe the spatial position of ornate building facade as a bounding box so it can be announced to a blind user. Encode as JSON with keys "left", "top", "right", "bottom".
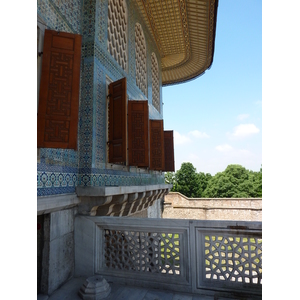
{"left": 37, "top": 0, "right": 218, "bottom": 296}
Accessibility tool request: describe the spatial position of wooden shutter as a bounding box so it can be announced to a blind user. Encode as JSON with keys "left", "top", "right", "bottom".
{"left": 37, "top": 29, "right": 82, "bottom": 149}
{"left": 149, "top": 120, "right": 165, "bottom": 171}
{"left": 108, "top": 77, "right": 127, "bottom": 164}
{"left": 164, "top": 130, "right": 175, "bottom": 172}
{"left": 128, "top": 100, "right": 149, "bottom": 167}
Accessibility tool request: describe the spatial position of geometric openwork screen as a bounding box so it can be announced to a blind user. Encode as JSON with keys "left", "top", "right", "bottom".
{"left": 79, "top": 217, "right": 261, "bottom": 296}
{"left": 107, "top": 0, "right": 127, "bottom": 71}
{"left": 151, "top": 52, "right": 160, "bottom": 112}
{"left": 204, "top": 235, "right": 262, "bottom": 284}
{"left": 135, "top": 23, "right": 147, "bottom": 96}
{"left": 104, "top": 229, "right": 181, "bottom": 276}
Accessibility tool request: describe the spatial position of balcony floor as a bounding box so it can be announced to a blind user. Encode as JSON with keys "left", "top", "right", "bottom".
{"left": 38, "top": 277, "right": 262, "bottom": 300}
{"left": 38, "top": 277, "right": 219, "bottom": 300}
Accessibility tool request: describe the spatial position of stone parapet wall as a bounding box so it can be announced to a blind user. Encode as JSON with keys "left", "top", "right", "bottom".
{"left": 162, "top": 192, "right": 262, "bottom": 221}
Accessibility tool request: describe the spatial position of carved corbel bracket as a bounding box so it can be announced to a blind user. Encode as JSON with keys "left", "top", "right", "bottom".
{"left": 76, "top": 184, "right": 173, "bottom": 216}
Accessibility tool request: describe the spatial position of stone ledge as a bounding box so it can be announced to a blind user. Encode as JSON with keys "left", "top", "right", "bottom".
{"left": 37, "top": 193, "right": 80, "bottom": 215}
{"left": 76, "top": 184, "right": 172, "bottom": 197}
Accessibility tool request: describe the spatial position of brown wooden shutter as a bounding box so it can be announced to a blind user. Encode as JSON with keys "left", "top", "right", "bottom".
{"left": 149, "top": 120, "right": 165, "bottom": 171}
{"left": 128, "top": 100, "right": 149, "bottom": 167}
{"left": 37, "top": 29, "right": 82, "bottom": 149}
{"left": 164, "top": 130, "right": 175, "bottom": 172}
{"left": 108, "top": 77, "right": 127, "bottom": 164}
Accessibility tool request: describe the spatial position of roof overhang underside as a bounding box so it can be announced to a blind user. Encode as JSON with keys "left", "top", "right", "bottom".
{"left": 135, "top": 0, "right": 218, "bottom": 86}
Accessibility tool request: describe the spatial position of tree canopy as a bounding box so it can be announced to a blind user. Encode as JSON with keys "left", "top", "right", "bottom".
{"left": 165, "top": 163, "right": 262, "bottom": 198}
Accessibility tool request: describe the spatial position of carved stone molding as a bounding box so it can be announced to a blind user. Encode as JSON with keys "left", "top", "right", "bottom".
{"left": 76, "top": 184, "right": 172, "bottom": 216}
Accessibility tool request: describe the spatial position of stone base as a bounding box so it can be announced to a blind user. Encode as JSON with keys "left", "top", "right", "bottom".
{"left": 78, "top": 276, "right": 111, "bottom": 300}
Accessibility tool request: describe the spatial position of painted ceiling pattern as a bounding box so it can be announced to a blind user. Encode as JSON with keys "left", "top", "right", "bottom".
{"left": 135, "top": 0, "right": 217, "bottom": 85}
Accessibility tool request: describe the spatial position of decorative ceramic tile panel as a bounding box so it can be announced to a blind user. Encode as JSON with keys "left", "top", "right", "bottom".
{"left": 94, "top": 60, "right": 107, "bottom": 168}
{"left": 77, "top": 168, "right": 164, "bottom": 187}
{"left": 37, "top": 163, "right": 78, "bottom": 196}
{"left": 50, "top": 0, "right": 82, "bottom": 33}
{"left": 96, "top": 0, "right": 107, "bottom": 46}
{"left": 37, "top": 0, "right": 79, "bottom": 33}
{"left": 78, "top": 59, "right": 94, "bottom": 169}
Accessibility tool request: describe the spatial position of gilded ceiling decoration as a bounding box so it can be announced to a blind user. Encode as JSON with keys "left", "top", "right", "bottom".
{"left": 135, "top": 0, "right": 218, "bottom": 86}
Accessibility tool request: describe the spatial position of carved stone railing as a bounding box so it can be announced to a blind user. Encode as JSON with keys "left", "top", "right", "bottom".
{"left": 75, "top": 217, "right": 262, "bottom": 298}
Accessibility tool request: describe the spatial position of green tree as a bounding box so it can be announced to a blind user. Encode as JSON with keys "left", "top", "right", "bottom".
{"left": 251, "top": 165, "right": 262, "bottom": 197}
{"left": 166, "top": 163, "right": 262, "bottom": 198}
{"left": 174, "top": 162, "right": 201, "bottom": 198}
{"left": 198, "top": 172, "right": 212, "bottom": 197}
{"left": 202, "top": 164, "right": 261, "bottom": 198}
{"left": 164, "top": 172, "right": 177, "bottom": 191}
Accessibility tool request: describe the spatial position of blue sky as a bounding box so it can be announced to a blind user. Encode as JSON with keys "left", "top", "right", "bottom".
{"left": 162, "top": 0, "right": 262, "bottom": 175}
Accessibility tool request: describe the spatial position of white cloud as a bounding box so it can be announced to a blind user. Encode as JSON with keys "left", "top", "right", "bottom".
{"left": 230, "top": 124, "right": 260, "bottom": 138}
{"left": 237, "top": 114, "right": 250, "bottom": 121}
{"left": 188, "top": 130, "right": 209, "bottom": 138}
{"left": 216, "top": 144, "right": 233, "bottom": 152}
{"left": 174, "top": 131, "right": 191, "bottom": 145}
{"left": 255, "top": 100, "right": 262, "bottom": 107}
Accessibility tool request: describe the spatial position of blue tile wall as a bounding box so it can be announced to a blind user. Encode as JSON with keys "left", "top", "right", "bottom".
{"left": 37, "top": 0, "right": 165, "bottom": 196}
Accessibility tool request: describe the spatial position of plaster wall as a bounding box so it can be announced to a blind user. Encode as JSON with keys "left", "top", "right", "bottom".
{"left": 163, "top": 193, "right": 262, "bottom": 221}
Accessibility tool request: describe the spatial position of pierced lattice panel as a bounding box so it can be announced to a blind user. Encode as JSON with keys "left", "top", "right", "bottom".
{"left": 107, "top": 0, "right": 127, "bottom": 70}
{"left": 151, "top": 53, "right": 160, "bottom": 112}
{"left": 204, "top": 234, "right": 262, "bottom": 285}
{"left": 135, "top": 23, "right": 147, "bottom": 96}
{"left": 103, "top": 229, "right": 181, "bottom": 275}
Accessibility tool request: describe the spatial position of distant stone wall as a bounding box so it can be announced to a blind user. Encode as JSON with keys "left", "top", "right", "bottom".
{"left": 162, "top": 192, "right": 262, "bottom": 221}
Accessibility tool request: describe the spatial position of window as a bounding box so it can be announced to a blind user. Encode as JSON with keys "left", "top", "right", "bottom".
{"left": 107, "top": 0, "right": 128, "bottom": 71}
{"left": 135, "top": 23, "right": 147, "bottom": 96}
{"left": 151, "top": 53, "right": 160, "bottom": 112}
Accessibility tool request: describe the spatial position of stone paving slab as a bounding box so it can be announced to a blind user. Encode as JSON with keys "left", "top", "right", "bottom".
{"left": 45, "top": 277, "right": 217, "bottom": 300}
{"left": 106, "top": 285, "right": 148, "bottom": 300}
{"left": 37, "top": 295, "right": 49, "bottom": 300}
{"left": 143, "top": 289, "right": 174, "bottom": 300}
{"left": 42, "top": 277, "right": 262, "bottom": 300}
